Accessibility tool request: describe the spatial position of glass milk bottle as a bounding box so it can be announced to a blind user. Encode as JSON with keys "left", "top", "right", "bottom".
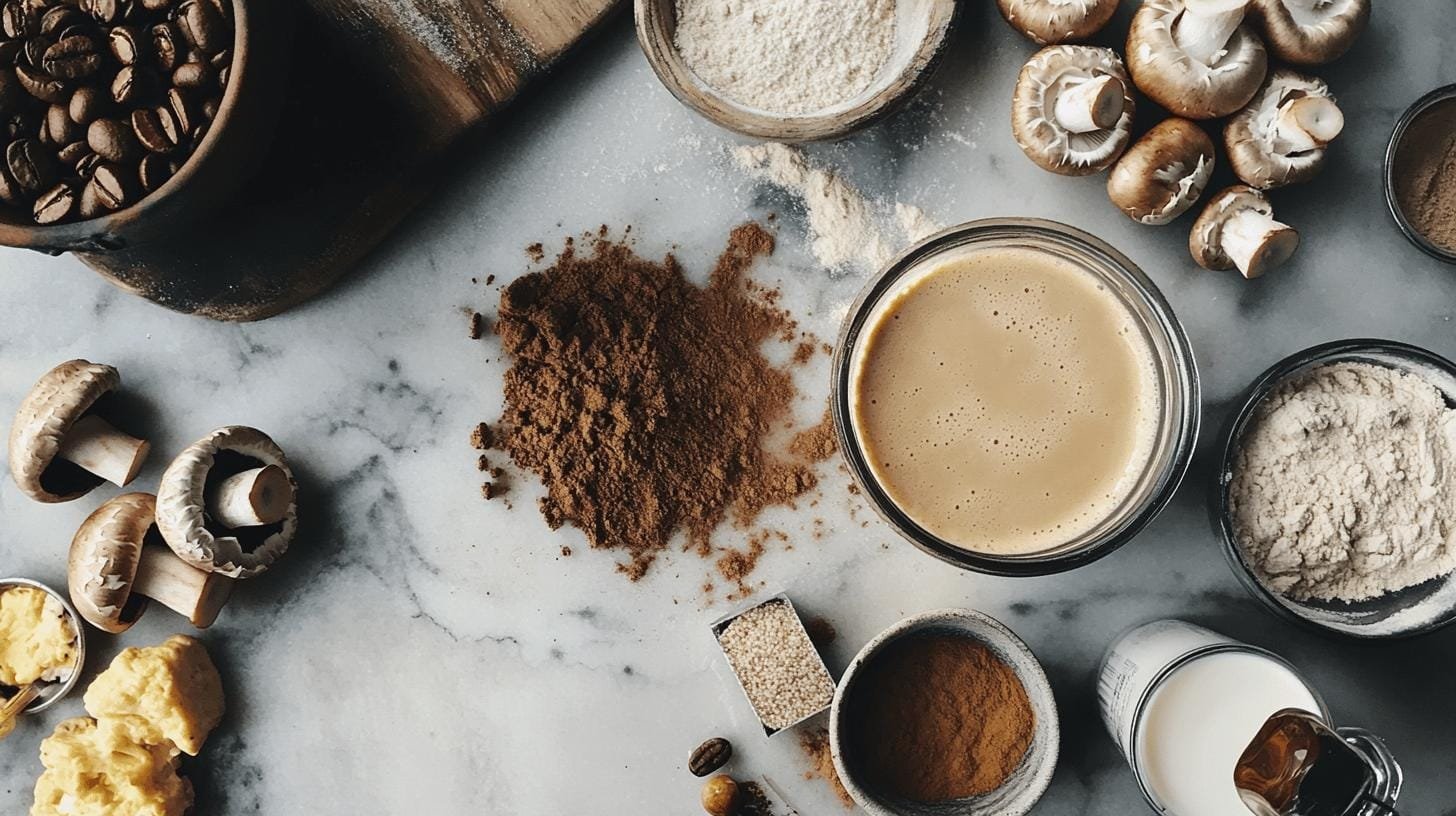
{"left": 1097, "top": 620, "right": 1401, "bottom": 816}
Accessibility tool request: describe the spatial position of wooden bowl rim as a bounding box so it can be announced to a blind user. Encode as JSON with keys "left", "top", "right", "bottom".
{"left": 0, "top": 0, "right": 251, "bottom": 249}
{"left": 633, "top": 0, "right": 960, "bottom": 143}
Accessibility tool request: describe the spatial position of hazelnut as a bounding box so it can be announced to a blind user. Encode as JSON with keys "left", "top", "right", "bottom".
{"left": 700, "top": 774, "right": 740, "bottom": 816}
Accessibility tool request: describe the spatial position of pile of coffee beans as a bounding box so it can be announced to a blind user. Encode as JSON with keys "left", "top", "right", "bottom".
{"left": 0, "top": 0, "right": 233, "bottom": 226}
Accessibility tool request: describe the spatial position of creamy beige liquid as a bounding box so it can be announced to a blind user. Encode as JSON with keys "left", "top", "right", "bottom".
{"left": 851, "top": 246, "right": 1159, "bottom": 555}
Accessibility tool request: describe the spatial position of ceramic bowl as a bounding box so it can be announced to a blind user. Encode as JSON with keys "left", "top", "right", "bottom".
{"left": 0, "top": 577, "right": 87, "bottom": 714}
{"left": 829, "top": 609, "right": 1059, "bottom": 816}
{"left": 1213, "top": 339, "right": 1456, "bottom": 639}
{"left": 633, "top": 0, "right": 960, "bottom": 141}
{"left": 0, "top": 0, "right": 292, "bottom": 254}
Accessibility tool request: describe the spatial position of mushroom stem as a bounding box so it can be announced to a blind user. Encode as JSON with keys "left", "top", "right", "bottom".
{"left": 1273, "top": 96, "right": 1344, "bottom": 153}
{"left": 1221, "top": 208, "right": 1299, "bottom": 278}
{"left": 207, "top": 465, "right": 293, "bottom": 528}
{"left": 0, "top": 682, "right": 42, "bottom": 741}
{"left": 1174, "top": 0, "right": 1249, "bottom": 64}
{"left": 133, "top": 545, "right": 233, "bottom": 628}
{"left": 1054, "top": 75, "right": 1125, "bottom": 133}
{"left": 55, "top": 414, "right": 149, "bottom": 487}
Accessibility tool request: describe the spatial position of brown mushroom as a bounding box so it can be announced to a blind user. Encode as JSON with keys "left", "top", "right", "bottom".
{"left": 8, "top": 360, "right": 150, "bottom": 502}
{"left": 1189, "top": 185, "right": 1300, "bottom": 278}
{"left": 1225, "top": 70, "right": 1344, "bottom": 190}
{"left": 69, "top": 493, "right": 232, "bottom": 633}
{"left": 995, "top": 0, "right": 1120, "bottom": 44}
{"left": 1012, "top": 45, "right": 1136, "bottom": 175}
{"left": 1247, "top": 0, "right": 1369, "bottom": 66}
{"left": 156, "top": 426, "right": 297, "bottom": 579}
{"left": 1108, "top": 118, "right": 1216, "bottom": 224}
{"left": 1126, "top": 0, "right": 1269, "bottom": 120}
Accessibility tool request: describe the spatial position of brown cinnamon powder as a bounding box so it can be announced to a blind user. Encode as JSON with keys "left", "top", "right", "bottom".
{"left": 800, "top": 727, "right": 855, "bottom": 809}
{"left": 496, "top": 224, "right": 824, "bottom": 581}
{"left": 1395, "top": 98, "right": 1456, "bottom": 253}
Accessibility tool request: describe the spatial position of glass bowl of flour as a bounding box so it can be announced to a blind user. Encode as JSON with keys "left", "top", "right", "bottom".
{"left": 1215, "top": 339, "right": 1456, "bottom": 638}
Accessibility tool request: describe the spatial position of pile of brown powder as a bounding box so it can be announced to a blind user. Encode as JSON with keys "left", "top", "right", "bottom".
{"left": 495, "top": 223, "right": 832, "bottom": 581}
{"left": 1395, "top": 99, "right": 1456, "bottom": 253}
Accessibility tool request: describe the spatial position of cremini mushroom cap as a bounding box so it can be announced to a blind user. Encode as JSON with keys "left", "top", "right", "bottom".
{"left": 1248, "top": 0, "right": 1368, "bottom": 66}
{"left": 996, "top": 0, "right": 1120, "bottom": 45}
{"left": 1108, "top": 118, "right": 1216, "bottom": 224}
{"left": 1012, "top": 45, "right": 1136, "bottom": 176}
{"left": 1189, "top": 184, "right": 1300, "bottom": 277}
{"left": 9, "top": 360, "right": 124, "bottom": 503}
{"left": 68, "top": 493, "right": 155, "bottom": 634}
{"left": 1225, "top": 69, "right": 1343, "bottom": 190}
{"left": 1127, "top": 0, "right": 1268, "bottom": 120}
{"left": 156, "top": 426, "right": 298, "bottom": 579}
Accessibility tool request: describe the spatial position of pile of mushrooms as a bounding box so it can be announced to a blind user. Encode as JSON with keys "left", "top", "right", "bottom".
{"left": 1004, "top": 0, "right": 1367, "bottom": 279}
{"left": 9, "top": 361, "right": 299, "bottom": 632}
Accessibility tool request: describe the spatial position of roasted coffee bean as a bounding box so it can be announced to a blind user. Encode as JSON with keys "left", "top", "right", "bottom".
{"left": 90, "top": 160, "right": 131, "bottom": 208}
{"left": 150, "top": 21, "right": 178, "bottom": 71}
{"left": 128, "top": 104, "right": 168, "bottom": 150}
{"left": 77, "top": 175, "right": 103, "bottom": 217}
{"left": 6, "top": 136, "right": 55, "bottom": 191}
{"left": 137, "top": 148, "right": 169, "bottom": 190}
{"left": 176, "top": 0, "right": 225, "bottom": 54}
{"left": 57, "top": 139, "right": 88, "bottom": 166}
{"left": 75, "top": 147, "right": 100, "bottom": 176}
{"left": 79, "top": 0, "right": 120, "bottom": 25}
{"left": 16, "top": 63, "right": 67, "bottom": 103}
{"left": 187, "top": 119, "right": 203, "bottom": 147}
{"left": 1, "top": 1, "right": 34, "bottom": 40}
{"left": 22, "top": 35, "right": 49, "bottom": 69}
{"left": 163, "top": 85, "right": 190, "bottom": 132}
{"left": 45, "top": 102, "right": 80, "bottom": 143}
{"left": 198, "top": 94, "right": 216, "bottom": 121}
{"left": 68, "top": 84, "right": 105, "bottom": 124}
{"left": 2, "top": 110, "right": 31, "bottom": 139}
{"left": 86, "top": 116, "right": 137, "bottom": 162}
{"left": 43, "top": 35, "right": 103, "bottom": 80}
{"left": 688, "top": 738, "right": 733, "bottom": 777}
{"left": 170, "top": 59, "right": 208, "bottom": 89}
{"left": 155, "top": 101, "right": 182, "bottom": 144}
{"left": 215, "top": 63, "right": 226, "bottom": 89}
{"left": 110, "top": 64, "right": 155, "bottom": 105}
{"left": 107, "top": 25, "right": 145, "bottom": 65}
{"left": 32, "top": 178, "right": 75, "bottom": 223}
{"left": 38, "top": 5, "right": 82, "bottom": 37}
{"left": 0, "top": 162, "right": 21, "bottom": 205}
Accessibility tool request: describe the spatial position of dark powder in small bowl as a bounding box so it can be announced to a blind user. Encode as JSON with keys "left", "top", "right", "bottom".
{"left": 844, "top": 634, "right": 1035, "bottom": 802}
{"left": 1394, "top": 98, "right": 1456, "bottom": 254}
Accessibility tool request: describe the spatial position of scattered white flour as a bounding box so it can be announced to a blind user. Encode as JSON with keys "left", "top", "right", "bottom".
{"left": 674, "top": 0, "right": 897, "bottom": 115}
{"left": 1230, "top": 362, "right": 1456, "bottom": 603}
{"left": 731, "top": 143, "right": 943, "bottom": 273}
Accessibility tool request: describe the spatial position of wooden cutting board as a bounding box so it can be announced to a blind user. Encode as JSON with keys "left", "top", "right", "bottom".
{"left": 75, "top": 0, "right": 621, "bottom": 321}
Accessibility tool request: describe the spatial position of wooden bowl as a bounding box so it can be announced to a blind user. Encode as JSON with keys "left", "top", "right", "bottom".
{"left": 634, "top": 0, "right": 960, "bottom": 142}
{"left": 0, "top": 0, "right": 292, "bottom": 255}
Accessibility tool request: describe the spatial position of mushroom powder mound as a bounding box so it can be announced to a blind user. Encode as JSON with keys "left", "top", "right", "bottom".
{"left": 495, "top": 223, "right": 828, "bottom": 580}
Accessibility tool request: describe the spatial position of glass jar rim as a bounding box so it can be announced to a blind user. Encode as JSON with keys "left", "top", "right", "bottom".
{"left": 1383, "top": 84, "right": 1456, "bottom": 265}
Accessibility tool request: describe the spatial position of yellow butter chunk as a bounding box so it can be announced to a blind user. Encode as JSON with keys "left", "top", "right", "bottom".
{"left": 84, "top": 635, "right": 224, "bottom": 756}
{"left": 0, "top": 586, "right": 77, "bottom": 686}
{"left": 31, "top": 717, "right": 192, "bottom": 816}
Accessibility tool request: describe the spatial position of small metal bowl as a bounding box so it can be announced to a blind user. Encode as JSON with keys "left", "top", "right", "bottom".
{"left": 1213, "top": 339, "right": 1456, "bottom": 639}
{"left": 0, "top": 577, "right": 87, "bottom": 714}
{"left": 830, "top": 609, "right": 1059, "bottom": 816}
{"left": 634, "top": 0, "right": 960, "bottom": 142}
{"left": 1382, "top": 84, "right": 1456, "bottom": 264}
{"left": 711, "top": 592, "right": 835, "bottom": 737}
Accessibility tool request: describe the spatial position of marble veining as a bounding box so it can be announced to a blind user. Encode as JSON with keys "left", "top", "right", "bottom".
{"left": 2, "top": 3, "right": 1455, "bottom": 813}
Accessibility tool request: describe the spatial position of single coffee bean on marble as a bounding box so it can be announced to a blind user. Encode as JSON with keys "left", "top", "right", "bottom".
{"left": 79, "top": 0, "right": 120, "bottom": 26}
{"left": 57, "top": 139, "right": 89, "bottom": 166}
{"left": 108, "top": 25, "right": 146, "bottom": 65}
{"left": 688, "top": 738, "right": 733, "bottom": 777}
{"left": 87, "top": 116, "right": 138, "bottom": 162}
{"left": 16, "top": 63, "right": 67, "bottom": 103}
{"left": 90, "top": 161, "right": 131, "bottom": 208}
{"left": 68, "top": 84, "right": 105, "bottom": 124}
{"left": 32, "top": 178, "right": 75, "bottom": 222}
{"left": 150, "top": 22, "right": 179, "bottom": 71}
{"left": 6, "top": 136, "right": 55, "bottom": 191}
{"left": 77, "top": 174, "right": 104, "bottom": 217}
{"left": 171, "top": 60, "right": 209, "bottom": 89}
{"left": 137, "top": 148, "right": 169, "bottom": 190}
{"left": 176, "top": 0, "right": 225, "bottom": 54}
{"left": 45, "top": 103, "right": 80, "bottom": 144}
{"left": 129, "top": 105, "right": 169, "bottom": 151}
{"left": 43, "top": 35, "right": 104, "bottom": 80}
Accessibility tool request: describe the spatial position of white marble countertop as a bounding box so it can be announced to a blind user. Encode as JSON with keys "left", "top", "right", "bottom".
{"left": 2, "top": 3, "right": 1454, "bottom": 813}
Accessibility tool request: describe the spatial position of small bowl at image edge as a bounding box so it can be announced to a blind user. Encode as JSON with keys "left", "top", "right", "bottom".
{"left": 831, "top": 218, "right": 1201, "bottom": 577}
{"left": 1214, "top": 339, "right": 1456, "bottom": 639}
{"left": 0, "top": 0, "right": 292, "bottom": 254}
{"left": 0, "top": 577, "right": 87, "bottom": 714}
{"left": 1383, "top": 84, "right": 1456, "bottom": 264}
{"left": 829, "top": 609, "right": 1059, "bottom": 816}
{"left": 633, "top": 0, "right": 960, "bottom": 141}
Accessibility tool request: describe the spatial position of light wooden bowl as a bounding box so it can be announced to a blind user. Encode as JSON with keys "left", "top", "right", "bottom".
{"left": 634, "top": 0, "right": 960, "bottom": 142}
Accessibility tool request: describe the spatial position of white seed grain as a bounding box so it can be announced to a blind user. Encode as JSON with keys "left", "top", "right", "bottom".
{"left": 718, "top": 600, "right": 834, "bottom": 730}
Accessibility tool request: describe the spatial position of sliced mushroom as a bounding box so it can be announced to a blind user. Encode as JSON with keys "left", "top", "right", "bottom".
{"left": 1108, "top": 118, "right": 1216, "bottom": 224}
{"left": 8, "top": 360, "right": 150, "bottom": 502}
{"left": 156, "top": 426, "right": 297, "bottom": 579}
{"left": 996, "top": 0, "right": 1120, "bottom": 44}
{"left": 1190, "top": 185, "right": 1300, "bottom": 278}
{"left": 1225, "top": 70, "right": 1344, "bottom": 190}
{"left": 69, "top": 493, "right": 233, "bottom": 633}
{"left": 1012, "top": 45, "right": 1136, "bottom": 175}
{"left": 1248, "top": 0, "right": 1368, "bottom": 65}
{"left": 1127, "top": 0, "right": 1268, "bottom": 120}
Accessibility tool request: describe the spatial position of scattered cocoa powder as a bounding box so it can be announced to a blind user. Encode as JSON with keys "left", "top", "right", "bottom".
{"left": 476, "top": 455, "right": 490, "bottom": 471}
{"left": 526, "top": 243, "right": 544, "bottom": 262}
{"left": 792, "top": 341, "right": 816, "bottom": 365}
{"left": 803, "top": 616, "right": 837, "bottom": 649}
{"left": 789, "top": 410, "right": 837, "bottom": 463}
{"left": 717, "top": 536, "right": 767, "bottom": 600}
{"left": 469, "top": 422, "right": 494, "bottom": 450}
{"left": 800, "top": 727, "right": 855, "bottom": 809}
{"left": 495, "top": 224, "right": 824, "bottom": 581}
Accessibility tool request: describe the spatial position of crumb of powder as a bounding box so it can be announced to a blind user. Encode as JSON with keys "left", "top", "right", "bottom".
{"left": 717, "top": 536, "right": 767, "bottom": 600}
{"left": 526, "top": 243, "right": 544, "bottom": 262}
{"left": 561, "top": 546, "right": 572, "bottom": 557}
{"left": 481, "top": 483, "right": 497, "bottom": 500}
{"left": 803, "top": 616, "right": 837, "bottom": 649}
{"left": 469, "top": 422, "right": 494, "bottom": 450}
{"left": 792, "top": 341, "right": 816, "bottom": 365}
{"left": 468, "top": 311, "right": 485, "bottom": 339}
{"left": 800, "top": 727, "right": 855, "bottom": 808}
{"left": 476, "top": 455, "right": 490, "bottom": 471}
{"left": 739, "top": 781, "right": 783, "bottom": 816}
{"left": 790, "top": 410, "right": 838, "bottom": 462}
{"left": 895, "top": 201, "right": 946, "bottom": 242}
{"left": 485, "top": 274, "right": 496, "bottom": 286}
